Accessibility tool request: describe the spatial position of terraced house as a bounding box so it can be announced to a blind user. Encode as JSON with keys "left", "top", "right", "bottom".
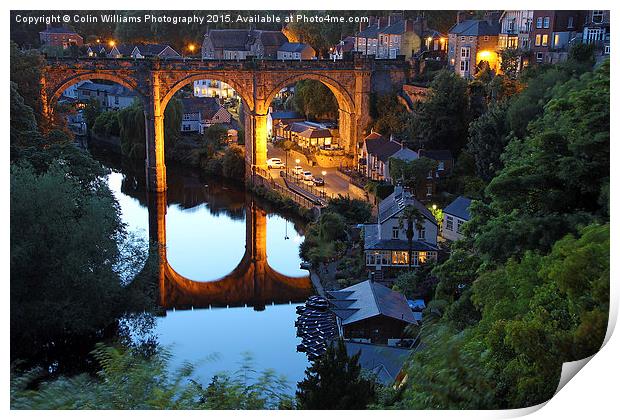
{"left": 448, "top": 18, "right": 501, "bottom": 78}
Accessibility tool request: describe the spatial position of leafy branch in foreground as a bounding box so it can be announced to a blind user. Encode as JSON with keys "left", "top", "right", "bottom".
{"left": 11, "top": 344, "right": 293, "bottom": 410}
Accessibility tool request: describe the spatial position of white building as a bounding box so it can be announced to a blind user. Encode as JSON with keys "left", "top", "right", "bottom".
{"left": 193, "top": 80, "right": 238, "bottom": 99}
{"left": 442, "top": 196, "right": 472, "bottom": 241}
{"left": 364, "top": 186, "right": 438, "bottom": 272}
{"left": 181, "top": 97, "right": 232, "bottom": 134}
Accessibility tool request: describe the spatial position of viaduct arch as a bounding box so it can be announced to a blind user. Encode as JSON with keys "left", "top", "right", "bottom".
{"left": 147, "top": 190, "right": 313, "bottom": 310}
{"left": 41, "top": 55, "right": 408, "bottom": 192}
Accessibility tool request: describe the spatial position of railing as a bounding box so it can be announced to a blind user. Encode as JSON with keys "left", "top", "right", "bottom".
{"left": 281, "top": 171, "right": 333, "bottom": 202}
{"left": 253, "top": 169, "right": 319, "bottom": 209}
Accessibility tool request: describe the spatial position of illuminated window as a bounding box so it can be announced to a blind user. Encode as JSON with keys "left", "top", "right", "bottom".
{"left": 542, "top": 34, "right": 548, "bottom": 46}
{"left": 554, "top": 34, "right": 560, "bottom": 47}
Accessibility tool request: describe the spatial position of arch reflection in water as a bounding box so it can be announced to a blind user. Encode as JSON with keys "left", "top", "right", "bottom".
{"left": 147, "top": 191, "right": 313, "bottom": 312}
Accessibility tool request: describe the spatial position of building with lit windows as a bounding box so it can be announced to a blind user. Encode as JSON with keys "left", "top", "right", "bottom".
{"left": 39, "top": 25, "right": 83, "bottom": 49}
{"left": 530, "top": 11, "right": 584, "bottom": 64}
{"left": 581, "top": 10, "right": 610, "bottom": 61}
{"left": 447, "top": 19, "right": 500, "bottom": 78}
{"left": 193, "top": 80, "right": 238, "bottom": 99}
{"left": 363, "top": 185, "right": 438, "bottom": 276}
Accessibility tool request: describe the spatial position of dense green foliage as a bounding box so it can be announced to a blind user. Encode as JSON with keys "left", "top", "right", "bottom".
{"left": 11, "top": 345, "right": 293, "bottom": 409}
{"left": 293, "top": 79, "right": 339, "bottom": 120}
{"left": 385, "top": 59, "right": 609, "bottom": 409}
{"left": 296, "top": 340, "right": 376, "bottom": 409}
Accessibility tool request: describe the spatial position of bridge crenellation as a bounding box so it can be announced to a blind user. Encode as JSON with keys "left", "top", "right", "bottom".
{"left": 42, "top": 56, "right": 409, "bottom": 192}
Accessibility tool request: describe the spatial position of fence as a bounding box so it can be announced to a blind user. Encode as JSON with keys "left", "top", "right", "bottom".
{"left": 253, "top": 169, "right": 320, "bottom": 209}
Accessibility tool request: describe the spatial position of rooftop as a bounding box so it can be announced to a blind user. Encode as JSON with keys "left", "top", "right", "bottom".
{"left": 77, "top": 82, "right": 136, "bottom": 97}
{"left": 365, "top": 134, "right": 407, "bottom": 163}
{"left": 443, "top": 196, "right": 473, "bottom": 221}
{"left": 449, "top": 19, "right": 501, "bottom": 36}
{"left": 377, "top": 187, "right": 436, "bottom": 225}
{"left": 134, "top": 43, "right": 179, "bottom": 57}
{"left": 338, "top": 341, "right": 413, "bottom": 385}
{"left": 419, "top": 149, "right": 453, "bottom": 162}
{"left": 181, "top": 97, "right": 225, "bottom": 119}
{"left": 327, "top": 280, "right": 417, "bottom": 326}
{"left": 278, "top": 42, "right": 312, "bottom": 53}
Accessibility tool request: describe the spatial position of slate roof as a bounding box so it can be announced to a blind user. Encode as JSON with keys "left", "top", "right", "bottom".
{"left": 77, "top": 82, "right": 135, "bottom": 97}
{"left": 357, "top": 23, "right": 383, "bottom": 38}
{"left": 326, "top": 280, "right": 417, "bottom": 326}
{"left": 278, "top": 42, "right": 311, "bottom": 53}
{"left": 256, "top": 30, "right": 288, "bottom": 47}
{"left": 380, "top": 20, "right": 409, "bottom": 35}
{"left": 112, "top": 44, "right": 135, "bottom": 56}
{"left": 206, "top": 30, "right": 251, "bottom": 50}
{"left": 339, "top": 341, "right": 413, "bottom": 385}
{"left": 299, "top": 128, "right": 332, "bottom": 139}
{"left": 419, "top": 149, "right": 453, "bottom": 162}
{"left": 377, "top": 188, "right": 436, "bottom": 225}
{"left": 390, "top": 147, "right": 418, "bottom": 162}
{"left": 365, "top": 135, "right": 403, "bottom": 163}
{"left": 181, "top": 97, "right": 225, "bottom": 119}
{"left": 335, "top": 37, "right": 355, "bottom": 53}
{"left": 135, "top": 44, "right": 180, "bottom": 57}
{"left": 449, "top": 20, "right": 501, "bottom": 36}
{"left": 443, "top": 196, "right": 472, "bottom": 221}
{"left": 270, "top": 111, "right": 302, "bottom": 120}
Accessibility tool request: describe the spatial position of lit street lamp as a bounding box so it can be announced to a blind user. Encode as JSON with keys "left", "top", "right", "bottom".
{"left": 295, "top": 159, "right": 300, "bottom": 181}
{"left": 321, "top": 170, "right": 327, "bottom": 196}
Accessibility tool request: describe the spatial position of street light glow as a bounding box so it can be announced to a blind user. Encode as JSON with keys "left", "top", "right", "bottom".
{"left": 109, "top": 40, "right": 116, "bottom": 47}
{"left": 321, "top": 170, "right": 327, "bottom": 177}
{"left": 188, "top": 44, "right": 196, "bottom": 53}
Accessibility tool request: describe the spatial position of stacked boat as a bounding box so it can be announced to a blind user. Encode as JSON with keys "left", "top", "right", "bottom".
{"left": 295, "top": 295, "right": 338, "bottom": 360}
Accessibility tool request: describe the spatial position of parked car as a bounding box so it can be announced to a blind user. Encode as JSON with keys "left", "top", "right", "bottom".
{"left": 312, "top": 177, "right": 324, "bottom": 186}
{"left": 292, "top": 166, "right": 304, "bottom": 175}
{"left": 267, "top": 158, "right": 285, "bottom": 169}
{"left": 302, "top": 171, "right": 313, "bottom": 182}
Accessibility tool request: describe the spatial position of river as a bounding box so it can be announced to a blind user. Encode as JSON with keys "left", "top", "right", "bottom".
{"left": 92, "top": 149, "right": 313, "bottom": 391}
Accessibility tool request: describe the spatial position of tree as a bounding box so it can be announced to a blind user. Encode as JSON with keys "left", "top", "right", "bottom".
{"left": 389, "top": 157, "right": 438, "bottom": 198}
{"left": 500, "top": 48, "right": 524, "bottom": 79}
{"left": 221, "top": 145, "right": 245, "bottom": 180}
{"left": 296, "top": 340, "right": 376, "bottom": 409}
{"left": 398, "top": 205, "right": 425, "bottom": 269}
{"left": 10, "top": 41, "right": 44, "bottom": 119}
{"left": 324, "top": 196, "right": 372, "bottom": 224}
{"left": 84, "top": 98, "right": 103, "bottom": 133}
{"left": 466, "top": 100, "right": 510, "bottom": 181}
{"left": 293, "top": 80, "right": 338, "bottom": 120}
{"left": 10, "top": 163, "right": 153, "bottom": 370}
{"left": 11, "top": 345, "right": 293, "bottom": 409}
{"left": 410, "top": 70, "right": 470, "bottom": 153}
{"left": 10, "top": 82, "right": 39, "bottom": 147}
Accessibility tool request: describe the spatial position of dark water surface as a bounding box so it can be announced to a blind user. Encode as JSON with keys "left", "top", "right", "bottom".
{"left": 95, "top": 150, "right": 312, "bottom": 389}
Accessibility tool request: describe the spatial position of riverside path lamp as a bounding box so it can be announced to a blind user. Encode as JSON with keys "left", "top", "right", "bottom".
{"left": 295, "top": 159, "right": 301, "bottom": 181}
{"left": 321, "top": 170, "right": 327, "bottom": 197}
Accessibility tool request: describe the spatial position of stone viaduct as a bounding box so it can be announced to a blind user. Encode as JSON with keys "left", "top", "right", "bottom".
{"left": 147, "top": 191, "right": 314, "bottom": 311}
{"left": 41, "top": 55, "right": 410, "bottom": 192}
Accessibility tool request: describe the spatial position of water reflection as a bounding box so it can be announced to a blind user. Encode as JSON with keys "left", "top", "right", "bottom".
{"left": 147, "top": 191, "right": 313, "bottom": 311}
{"left": 93, "top": 149, "right": 313, "bottom": 385}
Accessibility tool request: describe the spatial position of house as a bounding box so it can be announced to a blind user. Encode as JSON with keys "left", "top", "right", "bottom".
{"left": 442, "top": 196, "right": 472, "bottom": 241}
{"left": 286, "top": 121, "right": 335, "bottom": 149}
{"left": 76, "top": 82, "right": 137, "bottom": 110}
{"left": 327, "top": 280, "right": 418, "bottom": 344}
{"left": 498, "top": 11, "right": 534, "bottom": 51}
{"left": 361, "top": 132, "right": 418, "bottom": 182}
{"left": 107, "top": 44, "right": 135, "bottom": 58}
{"left": 530, "top": 11, "right": 584, "bottom": 64}
{"left": 193, "top": 80, "right": 238, "bottom": 98}
{"left": 363, "top": 185, "right": 439, "bottom": 274}
{"left": 447, "top": 19, "right": 501, "bottom": 78}
{"left": 582, "top": 10, "right": 610, "bottom": 61}
{"left": 86, "top": 44, "right": 107, "bottom": 57}
{"left": 130, "top": 44, "right": 181, "bottom": 59}
{"left": 267, "top": 110, "right": 304, "bottom": 138}
{"left": 201, "top": 29, "right": 288, "bottom": 60}
{"left": 277, "top": 42, "right": 315, "bottom": 60}
{"left": 39, "top": 26, "right": 83, "bottom": 48}
{"left": 329, "top": 37, "right": 355, "bottom": 59}
{"left": 337, "top": 341, "right": 413, "bottom": 386}
{"left": 420, "top": 29, "right": 448, "bottom": 59}
{"left": 354, "top": 15, "right": 439, "bottom": 59}
{"left": 180, "top": 97, "right": 232, "bottom": 134}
